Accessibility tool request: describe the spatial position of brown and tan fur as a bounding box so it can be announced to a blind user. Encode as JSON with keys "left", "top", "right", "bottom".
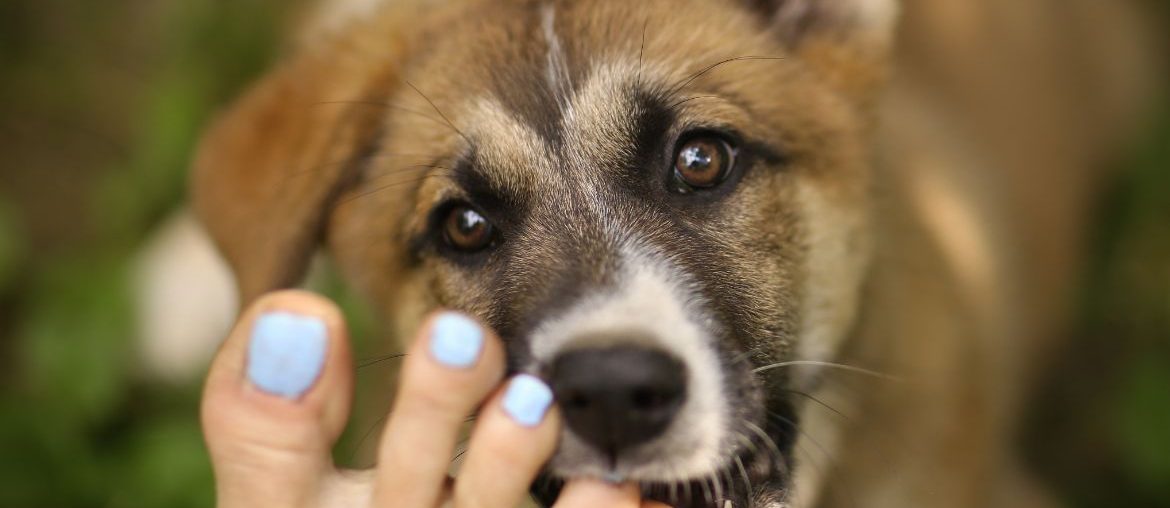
{"left": 192, "top": 0, "right": 1161, "bottom": 506}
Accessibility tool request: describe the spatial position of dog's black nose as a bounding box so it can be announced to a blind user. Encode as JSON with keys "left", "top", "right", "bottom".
{"left": 550, "top": 346, "right": 687, "bottom": 454}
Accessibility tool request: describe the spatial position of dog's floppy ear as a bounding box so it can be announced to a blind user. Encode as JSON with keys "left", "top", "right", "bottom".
{"left": 748, "top": 0, "right": 899, "bottom": 105}
{"left": 192, "top": 25, "right": 405, "bottom": 305}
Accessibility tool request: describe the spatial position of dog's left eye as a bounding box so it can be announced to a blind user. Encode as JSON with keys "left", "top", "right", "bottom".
{"left": 671, "top": 134, "right": 736, "bottom": 192}
{"left": 442, "top": 205, "right": 495, "bottom": 252}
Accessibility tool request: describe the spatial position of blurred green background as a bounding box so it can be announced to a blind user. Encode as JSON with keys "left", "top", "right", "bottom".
{"left": 0, "top": 1, "right": 1166, "bottom": 507}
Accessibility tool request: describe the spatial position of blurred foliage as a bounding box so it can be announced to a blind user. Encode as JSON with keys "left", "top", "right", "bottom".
{"left": 0, "top": 199, "right": 22, "bottom": 291}
{"left": 1024, "top": 106, "right": 1170, "bottom": 508}
{"left": 1103, "top": 119, "right": 1170, "bottom": 506}
{"left": 0, "top": 0, "right": 1166, "bottom": 507}
{"left": 0, "top": 1, "right": 298, "bottom": 506}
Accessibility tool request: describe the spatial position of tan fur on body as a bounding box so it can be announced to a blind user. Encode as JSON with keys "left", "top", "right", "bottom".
{"left": 192, "top": 0, "right": 1160, "bottom": 506}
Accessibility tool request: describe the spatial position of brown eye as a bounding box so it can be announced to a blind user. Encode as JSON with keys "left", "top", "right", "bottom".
{"left": 673, "top": 136, "right": 734, "bottom": 190}
{"left": 443, "top": 205, "right": 494, "bottom": 251}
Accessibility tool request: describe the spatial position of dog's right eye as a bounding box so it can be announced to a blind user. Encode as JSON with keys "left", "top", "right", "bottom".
{"left": 442, "top": 204, "right": 495, "bottom": 252}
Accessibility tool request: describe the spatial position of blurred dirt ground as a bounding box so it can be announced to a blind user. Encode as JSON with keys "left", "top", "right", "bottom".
{"left": 0, "top": 1, "right": 1166, "bottom": 507}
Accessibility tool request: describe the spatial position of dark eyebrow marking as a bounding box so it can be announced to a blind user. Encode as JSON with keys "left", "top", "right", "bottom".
{"left": 448, "top": 151, "right": 530, "bottom": 223}
{"left": 630, "top": 86, "right": 679, "bottom": 167}
{"left": 742, "top": 137, "right": 787, "bottom": 166}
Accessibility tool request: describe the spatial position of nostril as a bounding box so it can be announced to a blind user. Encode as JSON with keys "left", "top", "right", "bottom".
{"left": 631, "top": 388, "right": 656, "bottom": 409}
{"left": 630, "top": 386, "right": 676, "bottom": 410}
{"left": 564, "top": 390, "right": 591, "bottom": 410}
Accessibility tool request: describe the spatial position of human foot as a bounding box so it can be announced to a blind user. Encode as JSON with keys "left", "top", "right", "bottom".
{"left": 200, "top": 290, "right": 666, "bottom": 507}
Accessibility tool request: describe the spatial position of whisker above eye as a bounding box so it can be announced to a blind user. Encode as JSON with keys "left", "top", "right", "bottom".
{"left": 311, "top": 99, "right": 461, "bottom": 139}
{"left": 668, "top": 94, "right": 723, "bottom": 111}
{"left": 404, "top": 80, "right": 474, "bottom": 147}
{"left": 359, "top": 162, "right": 455, "bottom": 185}
{"left": 337, "top": 170, "right": 456, "bottom": 206}
{"left": 637, "top": 17, "right": 649, "bottom": 83}
{"left": 667, "top": 55, "right": 786, "bottom": 96}
{"left": 287, "top": 152, "right": 447, "bottom": 179}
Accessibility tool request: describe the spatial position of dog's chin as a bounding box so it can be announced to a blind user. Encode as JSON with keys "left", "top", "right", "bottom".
{"left": 531, "top": 455, "right": 777, "bottom": 508}
{"left": 533, "top": 432, "right": 784, "bottom": 508}
{"left": 546, "top": 426, "right": 725, "bottom": 479}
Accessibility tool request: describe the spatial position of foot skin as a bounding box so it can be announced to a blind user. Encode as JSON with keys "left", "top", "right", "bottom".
{"left": 201, "top": 290, "right": 669, "bottom": 508}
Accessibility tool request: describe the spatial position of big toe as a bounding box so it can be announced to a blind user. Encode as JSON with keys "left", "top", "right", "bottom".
{"left": 201, "top": 290, "right": 356, "bottom": 508}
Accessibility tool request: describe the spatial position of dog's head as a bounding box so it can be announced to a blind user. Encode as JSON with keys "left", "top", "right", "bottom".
{"left": 194, "top": 0, "right": 895, "bottom": 504}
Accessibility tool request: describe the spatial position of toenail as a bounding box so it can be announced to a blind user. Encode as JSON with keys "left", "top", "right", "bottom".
{"left": 429, "top": 312, "right": 484, "bottom": 368}
{"left": 502, "top": 374, "right": 553, "bottom": 427}
{"left": 247, "top": 311, "right": 328, "bottom": 399}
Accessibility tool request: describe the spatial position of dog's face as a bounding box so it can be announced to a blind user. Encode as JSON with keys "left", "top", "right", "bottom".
{"left": 195, "top": 0, "right": 894, "bottom": 505}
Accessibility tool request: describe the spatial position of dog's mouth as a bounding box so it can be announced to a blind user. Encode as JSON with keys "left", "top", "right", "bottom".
{"left": 633, "top": 436, "right": 791, "bottom": 508}
{"left": 530, "top": 432, "right": 791, "bottom": 508}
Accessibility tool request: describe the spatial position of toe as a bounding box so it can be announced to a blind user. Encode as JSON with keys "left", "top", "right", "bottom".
{"left": 201, "top": 290, "right": 354, "bottom": 508}
{"left": 454, "top": 374, "right": 560, "bottom": 508}
{"left": 553, "top": 480, "right": 643, "bottom": 508}
{"left": 372, "top": 311, "right": 506, "bottom": 507}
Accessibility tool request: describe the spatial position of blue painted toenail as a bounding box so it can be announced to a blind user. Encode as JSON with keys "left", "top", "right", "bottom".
{"left": 247, "top": 312, "right": 328, "bottom": 399}
{"left": 429, "top": 312, "right": 484, "bottom": 368}
{"left": 502, "top": 374, "right": 553, "bottom": 427}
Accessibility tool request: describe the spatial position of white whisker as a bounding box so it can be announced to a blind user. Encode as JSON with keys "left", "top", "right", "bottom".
{"left": 752, "top": 360, "right": 901, "bottom": 381}
{"left": 734, "top": 454, "right": 752, "bottom": 504}
{"left": 743, "top": 421, "right": 785, "bottom": 475}
{"left": 713, "top": 470, "right": 726, "bottom": 503}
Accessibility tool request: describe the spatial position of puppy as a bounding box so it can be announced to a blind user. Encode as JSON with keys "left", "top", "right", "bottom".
{"left": 192, "top": 0, "right": 1159, "bottom": 506}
